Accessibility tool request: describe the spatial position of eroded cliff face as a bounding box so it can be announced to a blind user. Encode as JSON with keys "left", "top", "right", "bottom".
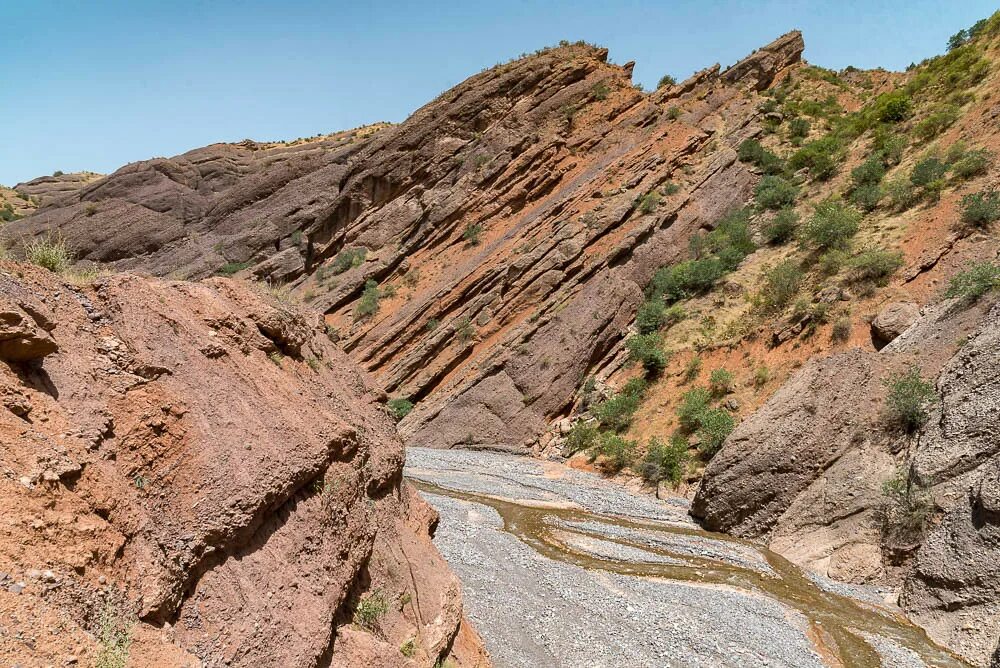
{"left": 9, "top": 35, "right": 805, "bottom": 455}
{"left": 0, "top": 262, "right": 487, "bottom": 667}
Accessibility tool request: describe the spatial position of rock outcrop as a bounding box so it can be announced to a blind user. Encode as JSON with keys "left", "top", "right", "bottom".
{"left": 8, "top": 36, "right": 804, "bottom": 457}
{"left": 692, "top": 297, "right": 1000, "bottom": 665}
{"left": 0, "top": 261, "right": 486, "bottom": 667}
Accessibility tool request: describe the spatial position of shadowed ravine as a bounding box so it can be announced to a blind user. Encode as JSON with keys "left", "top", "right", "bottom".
{"left": 406, "top": 447, "right": 969, "bottom": 668}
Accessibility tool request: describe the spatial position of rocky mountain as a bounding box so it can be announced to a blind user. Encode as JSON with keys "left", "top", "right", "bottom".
{"left": 0, "top": 262, "right": 486, "bottom": 666}
{"left": 8, "top": 11, "right": 1000, "bottom": 666}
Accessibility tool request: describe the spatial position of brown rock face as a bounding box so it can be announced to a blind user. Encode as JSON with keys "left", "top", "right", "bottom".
{"left": 692, "top": 298, "right": 1000, "bottom": 666}
{"left": 9, "top": 36, "right": 803, "bottom": 456}
{"left": 0, "top": 262, "right": 485, "bottom": 667}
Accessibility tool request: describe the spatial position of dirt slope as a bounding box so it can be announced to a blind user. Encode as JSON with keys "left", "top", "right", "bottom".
{"left": 0, "top": 261, "right": 486, "bottom": 667}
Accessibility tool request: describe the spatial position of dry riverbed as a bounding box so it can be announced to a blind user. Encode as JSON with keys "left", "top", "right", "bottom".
{"left": 405, "top": 447, "right": 968, "bottom": 668}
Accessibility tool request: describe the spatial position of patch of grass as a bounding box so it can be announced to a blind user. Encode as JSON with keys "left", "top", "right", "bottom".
{"left": 354, "top": 588, "right": 389, "bottom": 631}
{"left": 800, "top": 200, "right": 860, "bottom": 252}
{"left": 831, "top": 317, "right": 852, "bottom": 343}
{"left": 95, "top": 600, "right": 133, "bottom": 668}
{"left": 847, "top": 247, "right": 903, "bottom": 284}
{"left": 387, "top": 397, "right": 414, "bottom": 422}
{"left": 682, "top": 356, "right": 702, "bottom": 383}
{"left": 24, "top": 234, "right": 73, "bottom": 272}
{"left": 753, "top": 366, "right": 770, "bottom": 388}
{"left": 944, "top": 261, "right": 1000, "bottom": 302}
{"left": 425, "top": 318, "right": 440, "bottom": 331}
{"left": 634, "top": 435, "right": 689, "bottom": 486}
{"left": 708, "top": 368, "right": 734, "bottom": 396}
{"left": 217, "top": 261, "right": 251, "bottom": 276}
{"left": 883, "top": 367, "right": 936, "bottom": 434}
{"left": 788, "top": 117, "right": 810, "bottom": 141}
{"left": 959, "top": 191, "right": 1000, "bottom": 229}
{"left": 354, "top": 279, "right": 381, "bottom": 320}
{"left": 666, "top": 106, "right": 682, "bottom": 120}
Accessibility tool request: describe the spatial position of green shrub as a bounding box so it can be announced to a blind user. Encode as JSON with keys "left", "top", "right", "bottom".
{"left": 851, "top": 157, "right": 886, "bottom": 188}
{"left": 683, "top": 355, "right": 702, "bottom": 383}
{"left": 910, "top": 156, "right": 948, "bottom": 188}
{"left": 597, "top": 433, "right": 637, "bottom": 472}
{"left": 591, "top": 82, "right": 611, "bottom": 100}
{"left": 754, "top": 175, "right": 798, "bottom": 210}
{"left": 708, "top": 368, "right": 734, "bottom": 396}
{"left": 762, "top": 208, "right": 799, "bottom": 244}
{"left": 831, "top": 317, "right": 852, "bottom": 343}
{"left": 387, "top": 398, "right": 414, "bottom": 422}
{"left": 664, "top": 304, "right": 686, "bottom": 326}
{"left": 650, "top": 258, "right": 725, "bottom": 301}
{"left": 677, "top": 387, "right": 711, "bottom": 432}
{"left": 707, "top": 207, "right": 755, "bottom": 265}
{"left": 873, "top": 91, "right": 912, "bottom": 122}
{"left": 24, "top": 235, "right": 72, "bottom": 272}
{"left": 951, "top": 148, "right": 991, "bottom": 179}
{"left": 788, "top": 118, "right": 810, "bottom": 141}
{"left": 914, "top": 105, "right": 959, "bottom": 141}
{"left": 874, "top": 132, "right": 907, "bottom": 165}
{"left": 635, "top": 435, "right": 689, "bottom": 485}
{"left": 877, "top": 467, "right": 933, "bottom": 546}
{"left": 757, "top": 260, "right": 803, "bottom": 313}
{"left": 788, "top": 136, "right": 841, "bottom": 181}
{"left": 697, "top": 408, "right": 735, "bottom": 457}
{"left": 959, "top": 191, "right": 1000, "bottom": 228}
{"left": 626, "top": 333, "right": 669, "bottom": 376}
{"left": 354, "top": 589, "right": 389, "bottom": 631}
{"left": 217, "top": 261, "right": 251, "bottom": 276}
{"left": 95, "top": 600, "right": 132, "bottom": 668}
{"left": 661, "top": 180, "right": 680, "bottom": 195}
{"left": 666, "top": 106, "right": 682, "bottom": 120}
{"left": 639, "top": 191, "right": 661, "bottom": 214}
{"left": 636, "top": 299, "right": 665, "bottom": 334}
{"left": 463, "top": 222, "right": 483, "bottom": 245}
{"left": 354, "top": 280, "right": 381, "bottom": 320}
{"left": 332, "top": 247, "right": 367, "bottom": 274}
{"left": 593, "top": 383, "right": 645, "bottom": 432}
{"left": 737, "top": 139, "right": 784, "bottom": 174}
{"left": 851, "top": 184, "right": 882, "bottom": 212}
{"left": 657, "top": 74, "right": 677, "bottom": 88}
{"left": 800, "top": 201, "right": 861, "bottom": 251}
{"left": 753, "top": 366, "right": 770, "bottom": 388}
{"left": 883, "top": 176, "right": 919, "bottom": 211}
{"left": 883, "top": 367, "right": 936, "bottom": 433}
{"left": 456, "top": 316, "right": 476, "bottom": 343}
{"left": 847, "top": 247, "right": 903, "bottom": 284}
{"left": 818, "top": 249, "right": 847, "bottom": 276}
{"left": 400, "top": 638, "right": 417, "bottom": 658}
{"left": 945, "top": 261, "right": 1000, "bottom": 301}
{"left": 565, "top": 421, "right": 599, "bottom": 454}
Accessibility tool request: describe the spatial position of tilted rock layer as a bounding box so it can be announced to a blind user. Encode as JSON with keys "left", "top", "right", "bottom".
{"left": 0, "top": 262, "right": 486, "bottom": 667}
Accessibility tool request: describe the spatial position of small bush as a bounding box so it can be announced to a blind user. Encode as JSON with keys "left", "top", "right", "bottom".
{"left": 697, "top": 408, "right": 735, "bottom": 457}
{"left": 463, "top": 222, "right": 483, "bottom": 245}
{"left": 959, "top": 191, "right": 1000, "bottom": 228}
{"left": 708, "top": 368, "right": 734, "bottom": 396}
{"left": 910, "top": 156, "right": 948, "bottom": 188}
{"left": 593, "top": 383, "right": 646, "bottom": 432}
{"left": 626, "top": 333, "right": 669, "bottom": 376}
{"left": 400, "top": 638, "right": 417, "bottom": 658}
{"left": 650, "top": 258, "right": 725, "bottom": 301}
{"left": 847, "top": 247, "right": 903, "bottom": 284}
{"left": 591, "top": 82, "right": 611, "bottom": 100}
{"left": 951, "top": 148, "right": 991, "bottom": 179}
{"left": 597, "top": 432, "right": 637, "bottom": 472}
{"left": 883, "top": 176, "right": 920, "bottom": 211}
{"left": 851, "top": 156, "right": 886, "bottom": 188}
{"left": 875, "top": 133, "right": 907, "bottom": 165}
{"left": 800, "top": 201, "right": 860, "bottom": 251}
{"left": 95, "top": 600, "right": 133, "bottom": 668}
{"left": 850, "top": 183, "right": 882, "bottom": 212}
{"left": 831, "top": 317, "right": 852, "bottom": 342}
{"left": 639, "top": 191, "right": 661, "bottom": 214}
{"left": 883, "top": 367, "right": 936, "bottom": 433}
{"left": 873, "top": 91, "right": 912, "bottom": 122}
{"left": 877, "top": 468, "right": 933, "bottom": 546}
{"left": 24, "top": 235, "right": 73, "bottom": 272}
{"left": 788, "top": 118, "right": 810, "bottom": 141}
{"left": 682, "top": 355, "right": 702, "bottom": 383}
{"left": 753, "top": 366, "right": 770, "bottom": 389}
{"left": 332, "top": 247, "right": 367, "bottom": 274}
{"left": 217, "top": 261, "right": 251, "bottom": 276}
{"left": 914, "top": 105, "right": 959, "bottom": 141}
{"left": 565, "top": 421, "right": 599, "bottom": 454}
{"left": 758, "top": 260, "right": 804, "bottom": 313}
{"left": 677, "top": 387, "right": 711, "bottom": 432}
{"left": 456, "top": 316, "right": 476, "bottom": 343}
{"left": 636, "top": 299, "right": 666, "bottom": 334}
{"left": 754, "top": 175, "right": 799, "bottom": 210}
{"left": 354, "top": 589, "right": 389, "bottom": 631}
{"left": 387, "top": 398, "right": 414, "bottom": 422}
{"left": 657, "top": 74, "right": 677, "bottom": 88}
{"left": 945, "top": 261, "right": 1000, "bottom": 301}
{"left": 737, "top": 139, "right": 784, "bottom": 174}
{"left": 762, "top": 208, "right": 799, "bottom": 244}
{"left": 354, "top": 280, "right": 381, "bottom": 320}
{"left": 663, "top": 304, "right": 687, "bottom": 327}
{"left": 635, "top": 435, "right": 689, "bottom": 486}
{"left": 789, "top": 136, "right": 841, "bottom": 181}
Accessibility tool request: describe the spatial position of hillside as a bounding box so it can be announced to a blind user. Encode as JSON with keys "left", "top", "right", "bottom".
{"left": 6, "top": 13, "right": 1000, "bottom": 666}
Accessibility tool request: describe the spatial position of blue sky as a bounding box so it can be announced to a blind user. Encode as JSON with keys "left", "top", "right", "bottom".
{"left": 2, "top": 0, "right": 996, "bottom": 185}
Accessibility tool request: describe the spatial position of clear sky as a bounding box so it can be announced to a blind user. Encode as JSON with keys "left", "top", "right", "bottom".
{"left": 2, "top": 0, "right": 996, "bottom": 185}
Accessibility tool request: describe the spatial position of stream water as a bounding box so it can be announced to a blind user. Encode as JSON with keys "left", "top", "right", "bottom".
{"left": 406, "top": 447, "right": 969, "bottom": 668}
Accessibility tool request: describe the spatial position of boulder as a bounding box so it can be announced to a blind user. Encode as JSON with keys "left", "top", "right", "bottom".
{"left": 871, "top": 302, "right": 920, "bottom": 348}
